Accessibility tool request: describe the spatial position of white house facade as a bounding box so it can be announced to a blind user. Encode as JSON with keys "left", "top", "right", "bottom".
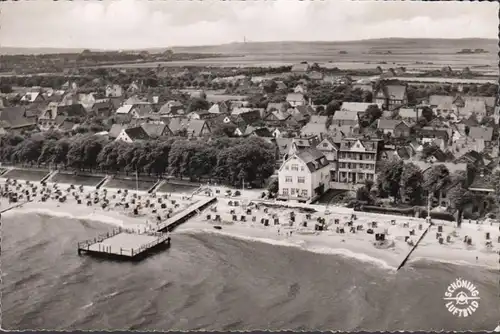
{"left": 278, "top": 146, "right": 331, "bottom": 202}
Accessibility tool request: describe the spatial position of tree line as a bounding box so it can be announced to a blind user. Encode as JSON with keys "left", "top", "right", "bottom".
{"left": 356, "top": 159, "right": 497, "bottom": 221}
{"left": 0, "top": 132, "right": 277, "bottom": 186}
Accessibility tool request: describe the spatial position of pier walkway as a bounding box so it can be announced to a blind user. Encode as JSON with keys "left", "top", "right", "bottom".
{"left": 77, "top": 196, "right": 217, "bottom": 260}
{"left": 155, "top": 196, "right": 216, "bottom": 232}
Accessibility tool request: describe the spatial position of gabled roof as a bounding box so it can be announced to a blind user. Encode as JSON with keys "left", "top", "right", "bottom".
{"left": 332, "top": 110, "right": 358, "bottom": 121}
{"left": 187, "top": 119, "right": 210, "bottom": 136}
{"left": 295, "top": 149, "right": 329, "bottom": 172}
{"left": 124, "top": 126, "right": 150, "bottom": 141}
{"left": 267, "top": 102, "right": 287, "bottom": 112}
{"left": 341, "top": 102, "right": 378, "bottom": 113}
{"left": 468, "top": 126, "right": 493, "bottom": 141}
{"left": 377, "top": 119, "right": 401, "bottom": 130}
{"left": 286, "top": 93, "right": 305, "bottom": 102}
{"left": 309, "top": 115, "right": 328, "bottom": 124}
{"left": 141, "top": 123, "right": 171, "bottom": 138}
{"left": 301, "top": 122, "right": 328, "bottom": 137}
{"left": 376, "top": 84, "right": 407, "bottom": 101}
{"left": 109, "top": 124, "right": 125, "bottom": 138}
{"left": 398, "top": 108, "right": 417, "bottom": 119}
{"left": 275, "top": 138, "right": 293, "bottom": 156}
{"left": 116, "top": 104, "right": 134, "bottom": 114}
{"left": 252, "top": 127, "right": 273, "bottom": 138}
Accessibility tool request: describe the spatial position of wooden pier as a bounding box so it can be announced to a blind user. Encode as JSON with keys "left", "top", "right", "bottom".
{"left": 77, "top": 196, "right": 217, "bottom": 261}
{"left": 156, "top": 196, "right": 216, "bottom": 232}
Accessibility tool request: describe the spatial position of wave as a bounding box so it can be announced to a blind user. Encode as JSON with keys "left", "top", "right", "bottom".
{"left": 177, "top": 227, "right": 397, "bottom": 271}
{"left": 3, "top": 207, "right": 126, "bottom": 228}
{"left": 408, "top": 256, "right": 495, "bottom": 271}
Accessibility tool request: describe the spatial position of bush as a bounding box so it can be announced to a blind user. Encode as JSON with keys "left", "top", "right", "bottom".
{"left": 419, "top": 210, "right": 455, "bottom": 222}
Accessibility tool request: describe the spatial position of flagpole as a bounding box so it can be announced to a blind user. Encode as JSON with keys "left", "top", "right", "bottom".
{"left": 136, "top": 170, "right": 139, "bottom": 196}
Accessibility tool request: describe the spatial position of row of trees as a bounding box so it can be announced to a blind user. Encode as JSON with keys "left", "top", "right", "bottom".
{"left": 357, "top": 159, "right": 497, "bottom": 221}
{"left": 0, "top": 132, "right": 277, "bottom": 186}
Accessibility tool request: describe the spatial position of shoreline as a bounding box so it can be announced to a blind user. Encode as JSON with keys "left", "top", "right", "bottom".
{"left": 1, "top": 177, "right": 499, "bottom": 272}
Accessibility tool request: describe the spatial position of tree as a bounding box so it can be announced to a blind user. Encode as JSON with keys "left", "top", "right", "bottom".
{"left": 324, "top": 100, "right": 341, "bottom": 116}
{"left": 421, "top": 106, "right": 433, "bottom": 122}
{"left": 376, "top": 159, "right": 404, "bottom": 202}
{"left": 448, "top": 184, "right": 474, "bottom": 226}
{"left": 400, "top": 163, "right": 423, "bottom": 205}
{"left": 267, "top": 179, "right": 279, "bottom": 197}
{"left": 186, "top": 98, "right": 209, "bottom": 113}
{"left": 423, "top": 164, "right": 450, "bottom": 195}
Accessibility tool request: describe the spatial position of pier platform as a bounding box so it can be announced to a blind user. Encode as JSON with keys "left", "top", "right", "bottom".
{"left": 77, "top": 196, "right": 217, "bottom": 261}
{"left": 78, "top": 227, "right": 171, "bottom": 261}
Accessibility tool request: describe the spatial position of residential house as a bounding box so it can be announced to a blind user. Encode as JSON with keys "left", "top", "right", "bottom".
{"left": 377, "top": 119, "right": 411, "bottom": 138}
{"left": 0, "top": 106, "right": 38, "bottom": 133}
{"left": 159, "top": 100, "right": 184, "bottom": 115}
{"left": 315, "top": 137, "right": 339, "bottom": 181}
{"left": 286, "top": 93, "right": 307, "bottom": 107}
{"left": 208, "top": 101, "right": 230, "bottom": 114}
{"left": 289, "top": 136, "right": 321, "bottom": 154}
{"left": 266, "top": 102, "right": 288, "bottom": 113}
{"left": 336, "top": 138, "right": 381, "bottom": 185}
{"left": 116, "top": 126, "right": 151, "bottom": 143}
{"left": 78, "top": 93, "right": 97, "bottom": 111}
{"left": 263, "top": 109, "right": 291, "bottom": 125}
{"left": 278, "top": 147, "right": 330, "bottom": 202}
{"left": 141, "top": 123, "right": 173, "bottom": 138}
{"left": 275, "top": 81, "right": 288, "bottom": 92}
{"left": 307, "top": 71, "right": 324, "bottom": 81}
{"left": 291, "top": 63, "right": 310, "bottom": 73}
{"left": 92, "top": 100, "right": 115, "bottom": 117}
{"left": 20, "top": 91, "right": 44, "bottom": 104}
{"left": 294, "top": 85, "right": 307, "bottom": 94}
{"left": 352, "top": 83, "right": 373, "bottom": 93}
{"left": 459, "top": 100, "right": 487, "bottom": 121}
{"left": 116, "top": 103, "right": 154, "bottom": 119}
{"left": 374, "top": 84, "right": 408, "bottom": 110}
{"left": 105, "top": 84, "right": 124, "bottom": 98}
{"left": 420, "top": 127, "right": 450, "bottom": 144}
{"left": 398, "top": 107, "right": 419, "bottom": 123}
{"left": 340, "top": 102, "right": 381, "bottom": 120}
{"left": 331, "top": 110, "right": 359, "bottom": 127}
{"left": 275, "top": 138, "right": 293, "bottom": 161}
{"left": 167, "top": 118, "right": 211, "bottom": 137}
{"left": 108, "top": 124, "right": 125, "bottom": 139}
{"left": 468, "top": 126, "right": 494, "bottom": 145}
{"left": 300, "top": 122, "right": 328, "bottom": 139}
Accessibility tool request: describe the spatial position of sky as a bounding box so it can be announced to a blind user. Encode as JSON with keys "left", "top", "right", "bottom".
{"left": 0, "top": 0, "right": 497, "bottom": 49}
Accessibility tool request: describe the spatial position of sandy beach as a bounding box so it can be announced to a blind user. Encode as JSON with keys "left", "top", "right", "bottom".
{"left": 2, "top": 178, "right": 499, "bottom": 271}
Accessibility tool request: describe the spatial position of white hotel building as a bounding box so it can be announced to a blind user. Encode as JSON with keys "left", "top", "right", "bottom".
{"left": 277, "top": 144, "right": 331, "bottom": 202}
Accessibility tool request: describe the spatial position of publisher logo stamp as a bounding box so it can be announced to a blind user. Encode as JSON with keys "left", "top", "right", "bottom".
{"left": 443, "top": 278, "right": 480, "bottom": 317}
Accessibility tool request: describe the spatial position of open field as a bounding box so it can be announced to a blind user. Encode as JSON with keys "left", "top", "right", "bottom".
{"left": 105, "top": 177, "right": 157, "bottom": 191}
{"left": 51, "top": 173, "right": 104, "bottom": 187}
{"left": 93, "top": 39, "right": 497, "bottom": 73}
{"left": 3, "top": 169, "right": 49, "bottom": 182}
{"left": 157, "top": 181, "right": 199, "bottom": 194}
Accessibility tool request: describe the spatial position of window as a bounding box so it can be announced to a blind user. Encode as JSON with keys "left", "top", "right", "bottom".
{"left": 285, "top": 176, "right": 292, "bottom": 183}
{"left": 300, "top": 166, "right": 305, "bottom": 171}
{"left": 301, "top": 190, "right": 308, "bottom": 196}
{"left": 323, "top": 143, "right": 328, "bottom": 147}
{"left": 283, "top": 188, "right": 288, "bottom": 195}
{"left": 298, "top": 177, "right": 305, "bottom": 183}
{"left": 291, "top": 188, "right": 295, "bottom": 195}
{"left": 285, "top": 166, "right": 289, "bottom": 170}
{"left": 291, "top": 164, "right": 299, "bottom": 171}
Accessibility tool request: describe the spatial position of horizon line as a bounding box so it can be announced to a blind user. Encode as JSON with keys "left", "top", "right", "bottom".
{"left": 1, "top": 37, "right": 495, "bottom": 52}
